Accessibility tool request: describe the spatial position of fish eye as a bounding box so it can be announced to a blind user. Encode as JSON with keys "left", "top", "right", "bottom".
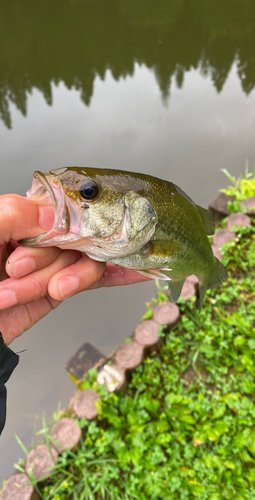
{"left": 79, "top": 181, "right": 99, "bottom": 200}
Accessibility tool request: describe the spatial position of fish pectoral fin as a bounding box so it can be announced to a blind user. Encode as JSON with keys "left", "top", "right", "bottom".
{"left": 136, "top": 268, "right": 172, "bottom": 280}
{"left": 168, "top": 278, "right": 186, "bottom": 304}
{"left": 142, "top": 240, "right": 185, "bottom": 258}
{"left": 196, "top": 205, "right": 216, "bottom": 235}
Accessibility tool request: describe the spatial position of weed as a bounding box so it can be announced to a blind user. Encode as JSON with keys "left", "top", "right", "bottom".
{"left": 220, "top": 162, "right": 255, "bottom": 213}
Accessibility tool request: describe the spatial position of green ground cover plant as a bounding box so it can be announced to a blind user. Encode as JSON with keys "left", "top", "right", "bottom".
{"left": 10, "top": 173, "right": 255, "bottom": 500}
{"left": 220, "top": 163, "right": 255, "bottom": 213}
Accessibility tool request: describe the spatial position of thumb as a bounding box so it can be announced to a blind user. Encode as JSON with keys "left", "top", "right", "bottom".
{"left": 0, "top": 194, "right": 54, "bottom": 245}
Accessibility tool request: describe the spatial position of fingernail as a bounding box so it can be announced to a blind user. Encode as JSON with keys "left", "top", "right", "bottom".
{"left": 57, "top": 276, "right": 79, "bottom": 299}
{"left": 0, "top": 288, "right": 17, "bottom": 309}
{"left": 39, "top": 206, "right": 55, "bottom": 229}
{"left": 11, "top": 257, "right": 36, "bottom": 278}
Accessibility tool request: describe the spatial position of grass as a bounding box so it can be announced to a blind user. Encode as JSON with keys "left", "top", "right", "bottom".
{"left": 6, "top": 169, "right": 255, "bottom": 499}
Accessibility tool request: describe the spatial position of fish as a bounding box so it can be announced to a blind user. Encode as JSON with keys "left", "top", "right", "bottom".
{"left": 21, "top": 167, "right": 228, "bottom": 309}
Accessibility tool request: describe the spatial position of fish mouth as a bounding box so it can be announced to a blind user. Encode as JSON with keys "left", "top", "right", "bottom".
{"left": 21, "top": 171, "right": 70, "bottom": 246}
{"left": 30, "top": 171, "right": 58, "bottom": 211}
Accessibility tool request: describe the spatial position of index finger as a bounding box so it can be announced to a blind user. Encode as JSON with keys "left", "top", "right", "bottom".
{"left": 47, "top": 256, "right": 151, "bottom": 301}
{"left": 0, "top": 194, "right": 54, "bottom": 245}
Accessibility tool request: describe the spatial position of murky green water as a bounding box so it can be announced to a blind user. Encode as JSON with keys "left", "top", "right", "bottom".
{"left": 1, "top": 0, "right": 255, "bottom": 482}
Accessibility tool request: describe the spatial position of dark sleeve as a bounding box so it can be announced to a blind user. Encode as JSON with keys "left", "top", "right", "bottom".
{"left": 0, "top": 332, "right": 19, "bottom": 436}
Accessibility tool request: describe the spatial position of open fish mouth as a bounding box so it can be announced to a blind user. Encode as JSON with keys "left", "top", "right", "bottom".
{"left": 21, "top": 171, "right": 70, "bottom": 246}
{"left": 28, "top": 171, "right": 58, "bottom": 210}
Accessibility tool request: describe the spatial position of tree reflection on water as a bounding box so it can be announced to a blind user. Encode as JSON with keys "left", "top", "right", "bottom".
{"left": 0, "top": 0, "right": 255, "bottom": 128}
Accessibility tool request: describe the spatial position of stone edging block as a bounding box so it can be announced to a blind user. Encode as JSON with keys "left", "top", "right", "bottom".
{"left": 181, "top": 280, "right": 196, "bottom": 301}
{"left": 73, "top": 388, "right": 100, "bottom": 419}
{"left": 240, "top": 197, "right": 255, "bottom": 214}
{"left": 115, "top": 341, "right": 144, "bottom": 370}
{"left": 227, "top": 213, "right": 251, "bottom": 230}
{"left": 212, "top": 228, "right": 236, "bottom": 247}
{"left": 208, "top": 192, "right": 234, "bottom": 222}
{"left": 134, "top": 319, "right": 161, "bottom": 347}
{"left": 212, "top": 228, "right": 236, "bottom": 260}
{"left": 0, "top": 473, "right": 39, "bottom": 500}
{"left": 50, "top": 417, "right": 82, "bottom": 453}
{"left": 25, "top": 444, "right": 58, "bottom": 480}
{"left": 153, "top": 301, "right": 180, "bottom": 326}
{"left": 212, "top": 244, "right": 223, "bottom": 261}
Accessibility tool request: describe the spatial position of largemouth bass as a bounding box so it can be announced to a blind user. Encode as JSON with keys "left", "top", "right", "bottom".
{"left": 21, "top": 167, "right": 228, "bottom": 309}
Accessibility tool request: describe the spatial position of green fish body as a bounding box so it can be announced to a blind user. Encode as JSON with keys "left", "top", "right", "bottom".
{"left": 21, "top": 167, "right": 228, "bottom": 308}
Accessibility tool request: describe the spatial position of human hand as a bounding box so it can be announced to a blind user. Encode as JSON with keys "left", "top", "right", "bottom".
{"left": 0, "top": 195, "right": 150, "bottom": 345}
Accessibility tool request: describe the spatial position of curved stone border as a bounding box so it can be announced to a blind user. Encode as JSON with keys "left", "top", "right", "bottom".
{"left": 95, "top": 302, "right": 180, "bottom": 394}
{"left": 1, "top": 202, "right": 254, "bottom": 499}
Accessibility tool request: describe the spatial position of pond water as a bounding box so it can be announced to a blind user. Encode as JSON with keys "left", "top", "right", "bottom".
{"left": 1, "top": 0, "right": 255, "bottom": 483}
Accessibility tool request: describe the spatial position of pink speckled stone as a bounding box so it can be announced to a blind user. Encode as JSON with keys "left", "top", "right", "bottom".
{"left": 212, "top": 229, "right": 235, "bottom": 247}
{"left": 134, "top": 320, "right": 160, "bottom": 346}
{"left": 0, "top": 473, "right": 39, "bottom": 500}
{"left": 212, "top": 244, "right": 223, "bottom": 261}
{"left": 240, "top": 197, "right": 255, "bottom": 214}
{"left": 153, "top": 301, "right": 180, "bottom": 326}
{"left": 115, "top": 341, "right": 144, "bottom": 369}
{"left": 50, "top": 417, "right": 81, "bottom": 452}
{"left": 73, "top": 389, "right": 99, "bottom": 420}
{"left": 186, "top": 274, "right": 198, "bottom": 285}
{"left": 25, "top": 444, "right": 58, "bottom": 480}
{"left": 227, "top": 212, "right": 251, "bottom": 230}
{"left": 181, "top": 280, "right": 196, "bottom": 300}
